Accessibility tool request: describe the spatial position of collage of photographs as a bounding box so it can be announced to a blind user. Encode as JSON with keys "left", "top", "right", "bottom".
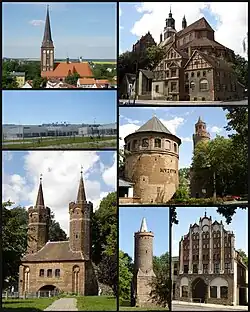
{"left": 1, "top": 1, "right": 248, "bottom": 312}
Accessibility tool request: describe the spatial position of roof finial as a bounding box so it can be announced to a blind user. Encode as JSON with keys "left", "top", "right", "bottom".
{"left": 205, "top": 208, "right": 207, "bottom": 217}
{"left": 80, "top": 165, "right": 83, "bottom": 176}
{"left": 170, "top": 5, "right": 171, "bottom": 13}
{"left": 40, "top": 173, "right": 43, "bottom": 183}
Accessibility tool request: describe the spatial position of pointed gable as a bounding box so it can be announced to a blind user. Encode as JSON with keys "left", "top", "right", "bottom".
{"left": 177, "top": 17, "right": 214, "bottom": 38}
{"left": 184, "top": 50, "right": 213, "bottom": 70}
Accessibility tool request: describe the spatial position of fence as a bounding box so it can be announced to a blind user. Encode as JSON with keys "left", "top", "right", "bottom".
{"left": 2, "top": 290, "right": 60, "bottom": 299}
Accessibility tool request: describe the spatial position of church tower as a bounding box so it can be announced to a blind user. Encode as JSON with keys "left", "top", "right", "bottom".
{"left": 182, "top": 15, "right": 187, "bottom": 29}
{"left": 163, "top": 7, "right": 177, "bottom": 40}
{"left": 133, "top": 218, "right": 156, "bottom": 307}
{"left": 193, "top": 116, "right": 210, "bottom": 149}
{"left": 41, "top": 5, "right": 54, "bottom": 72}
{"left": 69, "top": 169, "right": 93, "bottom": 260}
{"left": 27, "top": 175, "right": 50, "bottom": 254}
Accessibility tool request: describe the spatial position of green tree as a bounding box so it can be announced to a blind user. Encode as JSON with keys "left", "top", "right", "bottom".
{"left": 119, "top": 250, "right": 133, "bottom": 301}
{"left": 65, "top": 72, "right": 80, "bottom": 86}
{"left": 237, "top": 249, "right": 248, "bottom": 266}
{"left": 2, "top": 73, "right": 18, "bottom": 89}
{"left": 150, "top": 252, "right": 171, "bottom": 309}
{"left": 32, "top": 76, "right": 47, "bottom": 89}
{"left": 232, "top": 54, "right": 248, "bottom": 87}
{"left": 174, "top": 168, "right": 190, "bottom": 200}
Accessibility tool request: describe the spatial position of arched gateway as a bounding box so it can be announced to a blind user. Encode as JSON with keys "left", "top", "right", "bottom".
{"left": 192, "top": 278, "right": 207, "bottom": 303}
{"left": 38, "top": 285, "right": 59, "bottom": 297}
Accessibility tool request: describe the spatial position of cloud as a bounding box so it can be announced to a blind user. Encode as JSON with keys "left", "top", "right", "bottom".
{"left": 119, "top": 5, "right": 122, "bottom": 17}
{"left": 120, "top": 115, "right": 141, "bottom": 124}
{"left": 130, "top": 2, "right": 248, "bottom": 57}
{"left": 172, "top": 239, "right": 179, "bottom": 257}
{"left": 209, "top": 126, "right": 223, "bottom": 133}
{"left": 159, "top": 117, "right": 184, "bottom": 135}
{"left": 180, "top": 137, "right": 193, "bottom": 142}
{"left": 119, "top": 123, "right": 140, "bottom": 148}
{"left": 3, "top": 151, "right": 115, "bottom": 235}
{"left": 3, "top": 151, "right": 13, "bottom": 161}
{"left": 29, "top": 20, "right": 45, "bottom": 26}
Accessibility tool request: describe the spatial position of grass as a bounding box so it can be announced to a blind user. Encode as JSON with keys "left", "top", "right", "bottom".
{"left": 92, "top": 61, "right": 116, "bottom": 65}
{"left": 2, "top": 136, "right": 116, "bottom": 149}
{"left": 2, "top": 298, "right": 57, "bottom": 312}
{"left": 77, "top": 295, "right": 116, "bottom": 311}
{"left": 119, "top": 300, "right": 169, "bottom": 311}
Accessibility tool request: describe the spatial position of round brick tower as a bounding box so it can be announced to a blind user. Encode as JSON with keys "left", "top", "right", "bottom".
{"left": 124, "top": 115, "right": 181, "bottom": 203}
{"left": 193, "top": 116, "right": 210, "bottom": 149}
{"left": 133, "top": 217, "right": 156, "bottom": 307}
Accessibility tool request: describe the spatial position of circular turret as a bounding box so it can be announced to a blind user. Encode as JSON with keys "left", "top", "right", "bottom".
{"left": 124, "top": 116, "right": 181, "bottom": 204}
{"left": 193, "top": 116, "right": 210, "bottom": 149}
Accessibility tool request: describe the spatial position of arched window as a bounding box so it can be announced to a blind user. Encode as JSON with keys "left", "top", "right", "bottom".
{"left": 142, "top": 138, "right": 149, "bottom": 148}
{"left": 165, "top": 140, "right": 171, "bottom": 150}
{"left": 132, "top": 139, "right": 138, "bottom": 150}
{"left": 191, "top": 72, "right": 194, "bottom": 77}
{"left": 197, "top": 71, "right": 200, "bottom": 77}
{"left": 174, "top": 143, "right": 177, "bottom": 153}
{"left": 127, "top": 142, "right": 131, "bottom": 151}
{"left": 39, "top": 269, "right": 44, "bottom": 277}
{"left": 154, "top": 138, "right": 161, "bottom": 148}
{"left": 47, "top": 269, "right": 52, "bottom": 277}
{"left": 200, "top": 79, "right": 208, "bottom": 91}
{"left": 55, "top": 269, "right": 60, "bottom": 277}
{"left": 221, "top": 286, "right": 228, "bottom": 299}
{"left": 190, "top": 81, "right": 195, "bottom": 90}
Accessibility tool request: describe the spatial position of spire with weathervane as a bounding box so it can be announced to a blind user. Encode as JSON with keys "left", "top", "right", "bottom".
{"left": 35, "top": 174, "right": 45, "bottom": 207}
{"left": 41, "top": 5, "right": 54, "bottom": 72}
{"left": 77, "top": 166, "right": 86, "bottom": 203}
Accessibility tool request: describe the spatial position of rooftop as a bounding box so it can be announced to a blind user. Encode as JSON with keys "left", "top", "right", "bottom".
{"left": 135, "top": 116, "right": 172, "bottom": 134}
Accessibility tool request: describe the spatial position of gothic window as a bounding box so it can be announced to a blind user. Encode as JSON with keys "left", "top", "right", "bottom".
{"left": 193, "top": 264, "right": 198, "bottom": 273}
{"left": 155, "top": 85, "right": 159, "bottom": 93}
{"left": 184, "top": 265, "right": 188, "bottom": 273}
{"left": 142, "top": 138, "right": 149, "bottom": 148}
{"left": 200, "top": 79, "right": 209, "bottom": 91}
{"left": 55, "top": 269, "right": 60, "bottom": 277}
{"left": 197, "top": 71, "right": 200, "bottom": 77}
{"left": 181, "top": 286, "right": 188, "bottom": 297}
{"left": 203, "top": 264, "right": 208, "bottom": 274}
{"left": 225, "top": 263, "right": 231, "bottom": 273}
{"left": 190, "top": 81, "right": 195, "bottom": 90}
{"left": 76, "top": 234, "right": 78, "bottom": 239}
{"left": 191, "top": 72, "right": 194, "bottom": 77}
{"left": 214, "top": 263, "right": 220, "bottom": 274}
{"left": 39, "top": 269, "right": 44, "bottom": 277}
{"left": 221, "top": 286, "right": 228, "bottom": 298}
{"left": 171, "top": 82, "right": 177, "bottom": 91}
{"left": 203, "top": 71, "right": 206, "bottom": 77}
{"left": 47, "top": 269, "right": 52, "bottom": 277}
{"left": 166, "top": 71, "right": 169, "bottom": 78}
{"left": 171, "top": 69, "right": 177, "bottom": 77}
{"left": 174, "top": 143, "right": 177, "bottom": 153}
{"left": 154, "top": 138, "right": 161, "bottom": 148}
{"left": 210, "top": 286, "right": 217, "bottom": 298}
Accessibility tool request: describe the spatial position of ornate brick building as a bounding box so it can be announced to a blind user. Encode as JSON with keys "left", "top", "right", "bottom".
{"left": 40, "top": 6, "right": 93, "bottom": 80}
{"left": 172, "top": 212, "right": 248, "bottom": 306}
{"left": 132, "top": 218, "right": 156, "bottom": 307}
{"left": 136, "top": 9, "right": 245, "bottom": 101}
{"left": 132, "top": 32, "right": 156, "bottom": 55}
{"left": 18, "top": 172, "right": 98, "bottom": 296}
{"left": 120, "top": 115, "right": 181, "bottom": 204}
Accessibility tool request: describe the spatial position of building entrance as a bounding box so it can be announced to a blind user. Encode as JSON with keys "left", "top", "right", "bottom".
{"left": 192, "top": 278, "right": 207, "bottom": 303}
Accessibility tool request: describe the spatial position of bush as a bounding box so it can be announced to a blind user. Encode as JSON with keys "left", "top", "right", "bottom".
{"left": 167, "top": 197, "right": 224, "bottom": 205}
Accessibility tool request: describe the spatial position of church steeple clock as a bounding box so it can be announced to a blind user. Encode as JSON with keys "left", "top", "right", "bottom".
{"left": 41, "top": 5, "right": 54, "bottom": 72}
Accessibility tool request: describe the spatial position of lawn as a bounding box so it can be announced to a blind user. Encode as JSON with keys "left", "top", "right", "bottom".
{"left": 2, "top": 136, "right": 116, "bottom": 149}
{"left": 2, "top": 298, "right": 56, "bottom": 312}
{"left": 77, "top": 295, "right": 116, "bottom": 311}
{"left": 120, "top": 300, "right": 169, "bottom": 311}
{"left": 92, "top": 61, "right": 116, "bottom": 65}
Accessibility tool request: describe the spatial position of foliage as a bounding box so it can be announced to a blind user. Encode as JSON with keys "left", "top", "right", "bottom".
{"left": 92, "top": 63, "right": 116, "bottom": 79}
{"left": 150, "top": 252, "right": 171, "bottom": 309}
{"left": 65, "top": 72, "right": 80, "bottom": 86}
{"left": 77, "top": 296, "right": 116, "bottom": 311}
{"left": 237, "top": 249, "right": 248, "bottom": 266}
{"left": 97, "top": 253, "right": 117, "bottom": 296}
{"left": 232, "top": 54, "right": 248, "bottom": 87}
{"left": 119, "top": 250, "right": 133, "bottom": 301}
{"left": 32, "top": 76, "right": 47, "bottom": 89}
{"left": 2, "top": 201, "right": 67, "bottom": 289}
{"left": 2, "top": 73, "right": 19, "bottom": 89}
{"left": 173, "top": 168, "right": 190, "bottom": 201}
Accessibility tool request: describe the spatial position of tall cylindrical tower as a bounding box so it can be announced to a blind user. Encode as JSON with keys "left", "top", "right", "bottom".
{"left": 124, "top": 115, "right": 181, "bottom": 204}
{"left": 193, "top": 116, "right": 210, "bottom": 149}
{"left": 133, "top": 218, "right": 156, "bottom": 307}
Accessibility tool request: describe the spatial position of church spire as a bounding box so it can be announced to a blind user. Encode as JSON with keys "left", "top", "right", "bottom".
{"left": 42, "top": 5, "right": 53, "bottom": 47}
{"left": 35, "top": 174, "right": 45, "bottom": 207}
{"left": 140, "top": 217, "right": 148, "bottom": 232}
{"left": 77, "top": 166, "right": 86, "bottom": 203}
{"left": 182, "top": 15, "right": 187, "bottom": 29}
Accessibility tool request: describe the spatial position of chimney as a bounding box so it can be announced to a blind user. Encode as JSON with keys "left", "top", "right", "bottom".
{"left": 160, "top": 33, "right": 163, "bottom": 43}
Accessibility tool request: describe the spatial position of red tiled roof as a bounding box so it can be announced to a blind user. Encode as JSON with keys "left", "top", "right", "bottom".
{"left": 177, "top": 17, "right": 214, "bottom": 38}
{"left": 78, "top": 78, "right": 96, "bottom": 85}
{"left": 41, "top": 62, "right": 93, "bottom": 79}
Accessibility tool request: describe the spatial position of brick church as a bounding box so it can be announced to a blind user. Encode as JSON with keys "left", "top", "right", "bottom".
{"left": 18, "top": 171, "right": 98, "bottom": 296}
{"left": 40, "top": 6, "right": 93, "bottom": 81}
{"left": 172, "top": 212, "right": 248, "bottom": 306}
{"left": 133, "top": 9, "right": 245, "bottom": 101}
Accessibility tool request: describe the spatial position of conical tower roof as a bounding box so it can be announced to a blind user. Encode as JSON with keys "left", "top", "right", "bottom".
{"left": 140, "top": 217, "right": 148, "bottom": 232}
{"left": 35, "top": 175, "right": 44, "bottom": 207}
{"left": 42, "top": 5, "right": 54, "bottom": 48}
{"left": 135, "top": 116, "right": 172, "bottom": 135}
{"left": 77, "top": 168, "right": 86, "bottom": 203}
{"left": 196, "top": 116, "right": 205, "bottom": 124}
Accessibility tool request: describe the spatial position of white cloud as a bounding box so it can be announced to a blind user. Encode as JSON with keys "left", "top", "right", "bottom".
{"left": 209, "top": 126, "right": 223, "bottom": 133}
{"left": 3, "top": 151, "right": 13, "bottom": 161}
{"left": 120, "top": 114, "right": 141, "bottom": 124}
{"left": 29, "top": 20, "right": 45, "bottom": 26}
{"left": 180, "top": 136, "right": 193, "bottom": 142}
{"left": 159, "top": 117, "right": 184, "bottom": 135}
{"left": 119, "top": 123, "right": 140, "bottom": 148}
{"left": 3, "top": 151, "right": 115, "bottom": 235}
{"left": 131, "top": 2, "right": 248, "bottom": 57}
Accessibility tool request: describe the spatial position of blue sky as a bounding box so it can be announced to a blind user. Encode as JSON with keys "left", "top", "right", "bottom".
{"left": 119, "top": 207, "right": 169, "bottom": 259}
{"left": 3, "top": 150, "right": 116, "bottom": 234}
{"left": 119, "top": 2, "right": 248, "bottom": 58}
{"left": 119, "top": 107, "right": 231, "bottom": 168}
{"left": 3, "top": 2, "right": 117, "bottom": 59}
{"left": 172, "top": 207, "right": 248, "bottom": 256}
{"left": 3, "top": 90, "right": 117, "bottom": 125}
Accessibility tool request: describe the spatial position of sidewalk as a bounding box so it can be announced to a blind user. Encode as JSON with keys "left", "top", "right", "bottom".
{"left": 44, "top": 298, "right": 78, "bottom": 311}
{"left": 172, "top": 300, "right": 248, "bottom": 310}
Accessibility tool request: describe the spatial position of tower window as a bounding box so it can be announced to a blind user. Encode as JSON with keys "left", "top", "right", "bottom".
{"left": 55, "top": 269, "right": 60, "bottom": 277}
{"left": 39, "top": 269, "right": 44, "bottom": 277}
{"left": 146, "top": 250, "right": 148, "bottom": 254}
{"left": 154, "top": 138, "right": 161, "bottom": 148}
{"left": 47, "top": 269, "right": 52, "bottom": 277}
{"left": 142, "top": 138, "right": 149, "bottom": 148}
{"left": 76, "top": 234, "right": 78, "bottom": 239}
{"left": 174, "top": 143, "right": 177, "bottom": 153}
